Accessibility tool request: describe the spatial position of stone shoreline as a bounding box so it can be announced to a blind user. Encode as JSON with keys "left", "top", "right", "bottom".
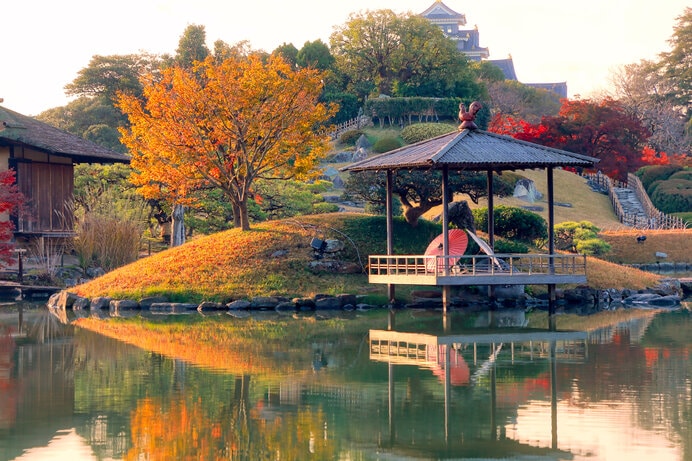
{"left": 47, "top": 277, "right": 687, "bottom": 315}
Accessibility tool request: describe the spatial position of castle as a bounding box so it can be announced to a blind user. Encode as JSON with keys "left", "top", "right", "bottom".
{"left": 420, "top": 0, "right": 567, "bottom": 98}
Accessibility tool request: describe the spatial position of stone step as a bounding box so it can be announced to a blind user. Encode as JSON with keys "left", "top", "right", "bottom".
{"left": 613, "top": 187, "right": 647, "bottom": 216}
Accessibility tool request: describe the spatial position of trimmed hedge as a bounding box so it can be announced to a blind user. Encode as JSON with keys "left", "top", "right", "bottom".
{"left": 401, "top": 123, "right": 457, "bottom": 144}
{"left": 650, "top": 179, "right": 692, "bottom": 214}
{"left": 636, "top": 164, "right": 683, "bottom": 189}
{"left": 372, "top": 137, "right": 403, "bottom": 153}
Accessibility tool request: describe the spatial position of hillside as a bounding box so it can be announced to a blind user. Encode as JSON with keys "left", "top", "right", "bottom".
{"left": 72, "top": 213, "right": 673, "bottom": 304}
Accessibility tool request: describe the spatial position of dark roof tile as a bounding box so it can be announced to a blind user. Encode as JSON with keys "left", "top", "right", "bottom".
{"left": 341, "top": 129, "right": 598, "bottom": 172}
{"left": 0, "top": 106, "right": 129, "bottom": 163}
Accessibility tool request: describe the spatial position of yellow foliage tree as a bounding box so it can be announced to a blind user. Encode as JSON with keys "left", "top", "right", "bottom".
{"left": 118, "top": 54, "right": 335, "bottom": 232}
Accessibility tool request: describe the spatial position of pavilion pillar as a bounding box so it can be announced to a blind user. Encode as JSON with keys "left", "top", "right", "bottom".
{"left": 386, "top": 170, "right": 395, "bottom": 305}
{"left": 547, "top": 167, "right": 556, "bottom": 314}
{"left": 487, "top": 169, "right": 495, "bottom": 305}
{"left": 441, "top": 166, "right": 451, "bottom": 313}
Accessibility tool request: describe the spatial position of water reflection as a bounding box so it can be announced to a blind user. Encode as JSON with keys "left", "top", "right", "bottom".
{"left": 371, "top": 312, "right": 586, "bottom": 458}
{"left": 0, "top": 306, "right": 689, "bottom": 460}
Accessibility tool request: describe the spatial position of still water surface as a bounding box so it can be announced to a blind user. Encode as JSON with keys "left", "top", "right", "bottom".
{"left": 0, "top": 304, "right": 689, "bottom": 460}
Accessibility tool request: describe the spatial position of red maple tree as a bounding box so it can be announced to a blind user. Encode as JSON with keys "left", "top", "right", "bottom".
{"left": 489, "top": 98, "right": 652, "bottom": 181}
{"left": 0, "top": 170, "right": 24, "bottom": 265}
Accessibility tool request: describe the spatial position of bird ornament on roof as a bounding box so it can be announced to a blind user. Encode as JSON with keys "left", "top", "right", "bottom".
{"left": 458, "top": 101, "right": 482, "bottom": 130}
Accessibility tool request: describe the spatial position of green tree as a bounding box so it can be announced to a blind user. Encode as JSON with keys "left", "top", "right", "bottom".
{"left": 37, "top": 96, "right": 128, "bottom": 152}
{"left": 272, "top": 42, "right": 299, "bottom": 67}
{"left": 344, "top": 170, "right": 514, "bottom": 226}
{"left": 486, "top": 80, "right": 561, "bottom": 124}
{"left": 330, "top": 9, "right": 474, "bottom": 100}
{"left": 174, "top": 24, "right": 210, "bottom": 67}
{"left": 658, "top": 7, "right": 692, "bottom": 115}
{"left": 296, "top": 40, "right": 334, "bottom": 70}
{"left": 64, "top": 54, "right": 159, "bottom": 101}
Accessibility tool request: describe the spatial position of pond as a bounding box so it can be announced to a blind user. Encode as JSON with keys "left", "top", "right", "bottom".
{"left": 0, "top": 303, "right": 690, "bottom": 460}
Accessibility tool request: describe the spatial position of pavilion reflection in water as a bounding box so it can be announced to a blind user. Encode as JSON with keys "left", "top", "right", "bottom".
{"left": 369, "top": 321, "right": 588, "bottom": 458}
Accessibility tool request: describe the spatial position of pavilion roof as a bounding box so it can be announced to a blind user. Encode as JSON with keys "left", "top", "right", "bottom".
{"left": 341, "top": 129, "right": 598, "bottom": 173}
{"left": 0, "top": 105, "right": 130, "bottom": 164}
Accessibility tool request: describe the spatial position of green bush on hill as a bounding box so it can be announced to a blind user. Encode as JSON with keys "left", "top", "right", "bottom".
{"left": 553, "top": 221, "right": 610, "bottom": 256}
{"left": 669, "top": 169, "right": 692, "bottom": 181}
{"left": 373, "top": 137, "right": 403, "bottom": 153}
{"left": 650, "top": 179, "right": 692, "bottom": 214}
{"left": 400, "top": 123, "right": 456, "bottom": 144}
{"left": 576, "top": 238, "right": 611, "bottom": 256}
{"left": 472, "top": 206, "right": 547, "bottom": 244}
{"left": 341, "top": 215, "right": 441, "bottom": 257}
{"left": 493, "top": 238, "right": 529, "bottom": 254}
{"left": 636, "top": 164, "right": 683, "bottom": 189}
{"left": 338, "top": 129, "right": 364, "bottom": 146}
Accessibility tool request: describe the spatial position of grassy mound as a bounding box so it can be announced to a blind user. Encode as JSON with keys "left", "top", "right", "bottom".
{"left": 72, "top": 212, "right": 675, "bottom": 304}
{"left": 73, "top": 213, "right": 440, "bottom": 303}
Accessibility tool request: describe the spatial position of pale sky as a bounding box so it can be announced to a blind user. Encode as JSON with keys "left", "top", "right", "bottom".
{"left": 1, "top": 0, "right": 688, "bottom": 115}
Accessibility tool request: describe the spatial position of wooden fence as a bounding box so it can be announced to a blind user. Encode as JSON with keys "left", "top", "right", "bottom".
{"left": 585, "top": 172, "right": 687, "bottom": 229}
{"left": 327, "top": 116, "right": 371, "bottom": 140}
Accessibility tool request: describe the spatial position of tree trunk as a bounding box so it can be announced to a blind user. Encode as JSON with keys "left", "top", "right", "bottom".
{"left": 238, "top": 200, "right": 250, "bottom": 231}
{"left": 232, "top": 203, "right": 241, "bottom": 228}
{"left": 171, "top": 204, "right": 186, "bottom": 247}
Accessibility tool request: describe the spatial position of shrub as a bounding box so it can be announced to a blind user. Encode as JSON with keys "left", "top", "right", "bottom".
{"left": 554, "top": 221, "right": 600, "bottom": 251}
{"left": 636, "top": 164, "right": 683, "bottom": 189}
{"left": 575, "top": 238, "right": 611, "bottom": 256}
{"left": 472, "top": 206, "right": 547, "bottom": 244}
{"left": 650, "top": 179, "right": 692, "bottom": 213}
{"left": 373, "top": 137, "right": 403, "bottom": 153}
{"left": 401, "top": 123, "right": 456, "bottom": 144}
{"left": 669, "top": 169, "right": 692, "bottom": 181}
{"left": 338, "top": 129, "right": 364, "bottom": 146}
{"left": 312, "top": 202, "right": 339, "bottom": 214}
{"left": 494, "top": 238, "right": 529, "bottom": 254}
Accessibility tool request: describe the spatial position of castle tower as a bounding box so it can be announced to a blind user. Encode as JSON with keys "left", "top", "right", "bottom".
{"left": 420, "top": 0, "right": 489, "bottom": 60}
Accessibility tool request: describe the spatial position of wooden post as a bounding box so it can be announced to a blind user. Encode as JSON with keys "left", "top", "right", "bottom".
{"left": 14, "top": 248, "right": 26, "bottom": 285}
{"left": 487, "top": 169, "right": 495, "bottom": 305}
{"left": 547, "top": 167, "right": 556, "bottom": 315}
{"left": 386, "top": 170, "right": 395, "bottom": 305}
{"left": 442, "top": 166, "right": 450, "bottom": 313}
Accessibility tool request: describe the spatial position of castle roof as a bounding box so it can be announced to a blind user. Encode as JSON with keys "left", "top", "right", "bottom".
{"left": 421, "top": 1, "right": 466, "bottom": 25}
{"left": 488, "top": 58, "right": 518, "bottom": 81}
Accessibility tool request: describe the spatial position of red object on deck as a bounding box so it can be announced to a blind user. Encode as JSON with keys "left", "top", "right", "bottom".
{"left": 424, "top": 229, "right": 468, "bottom": 272}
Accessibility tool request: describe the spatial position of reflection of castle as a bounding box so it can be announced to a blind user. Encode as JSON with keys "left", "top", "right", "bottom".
{"left": 421, "top": 0, "right": 567, "bottom": 98}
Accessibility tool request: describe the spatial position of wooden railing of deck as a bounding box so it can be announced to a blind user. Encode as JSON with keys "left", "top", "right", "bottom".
{"left": 368, "top": 253, "right": 587, "bottom": 278}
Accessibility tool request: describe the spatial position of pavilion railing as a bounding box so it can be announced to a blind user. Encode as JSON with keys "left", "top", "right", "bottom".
{"left": 368, "top": 253, "right": 587, "bottom": 278}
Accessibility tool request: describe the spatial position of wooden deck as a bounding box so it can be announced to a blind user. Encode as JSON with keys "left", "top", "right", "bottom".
{"left": 368, "top": 253, "right": 587, "bottom": 286}
{"left": 369, "top": 329, "right": 589, "bottom": 365}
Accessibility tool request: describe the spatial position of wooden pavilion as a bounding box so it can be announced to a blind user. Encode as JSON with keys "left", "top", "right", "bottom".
{"left": 0, "top": 105, "right": 129, "bottom": 243}
{"left": 340, "top": 104, "right": 599, "bottom": 311}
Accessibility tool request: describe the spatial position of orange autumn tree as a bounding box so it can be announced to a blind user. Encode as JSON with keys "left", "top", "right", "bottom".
{"left": 118, "top": 54, "right": 335, "bottom": 234}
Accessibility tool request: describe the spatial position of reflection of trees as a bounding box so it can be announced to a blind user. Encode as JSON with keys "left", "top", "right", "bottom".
{"left": 69, "top": 310, "right": 690, "bottom": 459}
{"left": 640, "top": 312, "right": 692, "bottom": 461}
{"left": 126, "top": 375, "right": 339, "bottom": 461}
{"left": 558, "top": 312, "right": 691, "bottom": 461}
